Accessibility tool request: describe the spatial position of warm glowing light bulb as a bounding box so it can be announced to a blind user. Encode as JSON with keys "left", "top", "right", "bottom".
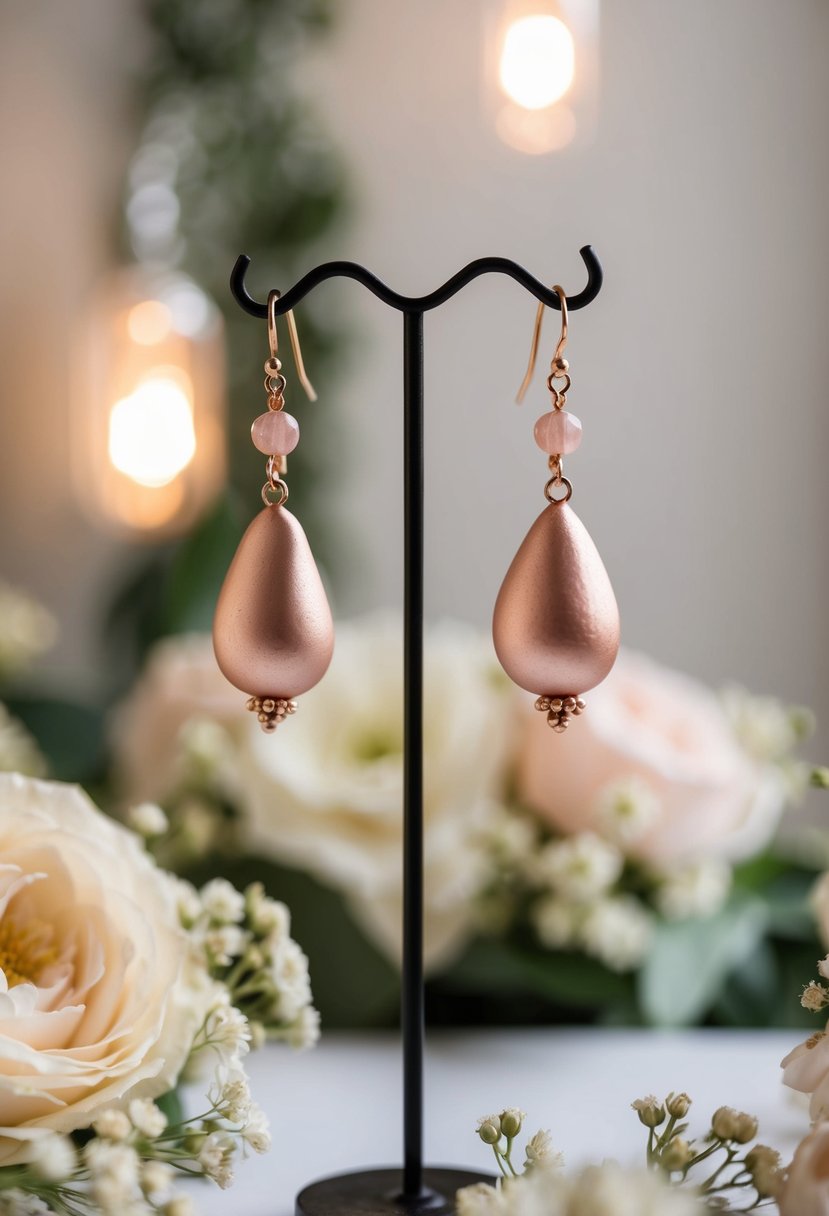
{"left": 108, "top": 374, "right": 196, "bottom": 488}
{"left": 499, "top": 15, "right": 575, "bottom": 110}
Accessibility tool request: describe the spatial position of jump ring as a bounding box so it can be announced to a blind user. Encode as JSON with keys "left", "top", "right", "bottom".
{"left": 547, "top": 372, "right": 571, "bottom": 396}
{"left": 544, "top": 475, "right": 573, "bottom": 505}
{"left": 262, "top": 478, "right": 289, "bottom": 507}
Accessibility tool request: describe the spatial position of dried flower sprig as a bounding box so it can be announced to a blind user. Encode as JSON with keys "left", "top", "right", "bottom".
{"left": 461, "top": 1092, "right": 784, "bottom": 1214}
{"left": 630, "top": 1091, "right": 782, "bottom": 1208}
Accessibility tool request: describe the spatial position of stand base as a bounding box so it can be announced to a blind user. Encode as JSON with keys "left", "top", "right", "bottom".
{"left": 296, "top": 1167, "right": 496, "bottom": 1215}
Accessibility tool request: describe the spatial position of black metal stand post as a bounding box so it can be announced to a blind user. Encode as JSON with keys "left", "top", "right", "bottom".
{"left": 230, "top": 249, "right": 603, "bottom": 1216}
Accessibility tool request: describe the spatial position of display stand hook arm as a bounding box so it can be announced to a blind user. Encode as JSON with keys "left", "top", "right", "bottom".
{"left": 230, "top": 246, "right": 603, "bottom": 317}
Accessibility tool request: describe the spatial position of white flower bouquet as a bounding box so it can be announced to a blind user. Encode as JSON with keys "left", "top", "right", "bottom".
{"left": 102, "top": 612, "right": 826, "bottom": 1032}
{"left": 0, "top": 772, "right": 316, "bottom": 1215}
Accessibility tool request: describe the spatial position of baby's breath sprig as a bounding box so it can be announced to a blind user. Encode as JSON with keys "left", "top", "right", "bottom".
{"left": 0, "top": 1088, "right": 270, "bottom": 1216}
{"left": 630, "top": 1091, "right": 782, "bottom": 1208}
{"left": 475, "top": 1108, "right": 560, "bottom": 1180}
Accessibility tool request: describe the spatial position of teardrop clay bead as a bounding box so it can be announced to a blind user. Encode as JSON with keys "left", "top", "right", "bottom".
{"left": 492, "top": 502, "right": 619, "bottom": 696}
{"left": 213, "top": 506, "right": 334, "bottom": 698}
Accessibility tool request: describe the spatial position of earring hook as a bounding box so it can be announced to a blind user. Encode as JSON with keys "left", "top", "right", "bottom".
{"left": 516, "top": 285, "right": 568, "bottom": 404}
{"left": 268, "top": 290, "right": 318, "bottom": 402}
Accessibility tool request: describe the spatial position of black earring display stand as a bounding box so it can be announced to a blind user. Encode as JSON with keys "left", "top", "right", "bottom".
{"left": 230, "top": 249, "right": 603, "bottom": 1216}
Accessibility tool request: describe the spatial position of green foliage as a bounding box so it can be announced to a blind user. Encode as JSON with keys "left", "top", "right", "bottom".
{"left": 439, "top": 937, "right": 637, "bottom": 1024}
{"left": 639, "top": 895, "right": 769, "bottom": 1027}
{"left": 7, "top": 695, "right": 107, "bottom": 785}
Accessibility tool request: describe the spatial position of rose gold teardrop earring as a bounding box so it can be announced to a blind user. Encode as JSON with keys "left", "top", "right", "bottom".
{"left": 492, "top": 286, "right": 620, "bottom": 733}
{"left": 212, "top": 291, "right": 334, "bottom": 732}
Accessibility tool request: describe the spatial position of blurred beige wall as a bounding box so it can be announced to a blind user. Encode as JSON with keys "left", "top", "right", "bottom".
{"left": 1, "top": 2, "right": 828, "bottom": 750}
{"left": 309, "top": 0, "right": 829, "bottom": 745}
{"left": 0, "top": 0, "right": 144, "bottom": 695}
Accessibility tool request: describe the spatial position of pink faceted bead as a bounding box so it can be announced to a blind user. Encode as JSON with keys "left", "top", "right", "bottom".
{"left": 251, "top": 410, "right": 300, "bottom": 455}
{"left": 534, "top": 409, "right": 582, "bottom": 455}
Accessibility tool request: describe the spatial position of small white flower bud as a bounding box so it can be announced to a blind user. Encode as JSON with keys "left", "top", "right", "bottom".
{"left": 523, "top": 1128, "right": 561, "bottom": 1171}
{"left": 665, "top": 1092, "right": 692, "bottom": 1118}
{"left": 711, "top": 1106, "right": 757, "bottom": 1143}
{"left": 711, "top": 1106, "right": 738, "bottom": 1140}
{"left": 499, "top": 1107, "right": 525, "bottom": 1138}
{"left": 477, "top": 1114, "right": 502, "bottom": 1145}
{"left": 164, "top": 1198, "right": 197, "bottom": 1216}
{"left": 29, "top": 1133, "right": 76, "bottom": 1181}
{"left": 745, "top": 1145, "right": 782, "bottom": 1198}
{"left": 141, "top": 1159, "right": 174, "bottom": 1199}
{"left": 731, "top": 1111, "right": 759, "bottom": 1144}
{"left": 128, "top": 1098, "right": 168, "bottom": 1139}
{"left": 92, "top": 1109, "right": 132, "bottom": 1143}
{"left": 661, "top": 1137, "right": 693, "bottom": 1172}
{"left": 632, "top": 1096, "right": 666, "bottom": 1128}
{"left": 200, "top": 878, "right": 245, "bottom": 924}
{"left": 818, "top": 955, "right": 829, "bottom": 981}
{"left": 801, "top": 981, "right": 829, "bottom": 1012}
{"left": 128, "top": 801, "right": 169, "bottom": 837}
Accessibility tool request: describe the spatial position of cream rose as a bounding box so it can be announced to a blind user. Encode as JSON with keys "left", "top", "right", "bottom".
{"left": 238, "top": 614, "right": 513, "bottom": 970}
{"left": 0, "top": 773, "right": 208, "bottom": 1164}
{"left": 779, "top": 1122, "right": 829, "bottom": 1216}
{"left": 516, "top": 649, "right": 786, "bottom": 865}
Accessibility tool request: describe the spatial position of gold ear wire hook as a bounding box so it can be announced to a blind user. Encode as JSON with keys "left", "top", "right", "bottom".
{"left": 267, "top": 290, "right": 318, "bottom": 402}
{"left": 516, "top": 285, "right": 568, "bottom": 404}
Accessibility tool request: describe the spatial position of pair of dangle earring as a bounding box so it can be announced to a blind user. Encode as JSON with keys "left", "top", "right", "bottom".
{"left": 492, "top": 287, "right": 620, "bottom": 732}
{"left": 214, "top": 282, "right": 617, "bottom": 738}
{"left": 212, "top": 292, "right": 334, "bottom": 732}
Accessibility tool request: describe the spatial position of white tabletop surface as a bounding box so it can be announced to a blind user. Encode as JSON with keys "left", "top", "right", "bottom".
{"left": 188, "top": 1029, "right": 808, "bottom": 1215}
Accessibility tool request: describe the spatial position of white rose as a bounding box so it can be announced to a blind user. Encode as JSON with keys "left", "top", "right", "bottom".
{"left": 0, "top": 773, "right": 210, "bottom": 1164}
{"left": 779, "top": 1122, "right": 829, "bottom": 1216}
{"left": 239, "top": 614, "right": 513, "bottom": 969}
{"left": 517, "top": 650, "right": 786, "bottom": 866}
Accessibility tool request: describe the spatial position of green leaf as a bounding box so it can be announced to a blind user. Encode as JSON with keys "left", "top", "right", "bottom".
{"left": 446, "top": 939, "right": 633, "bottom": 1010}
{"left": 763, "top": 870, "right": 819, "bottom": 940}
{"left": 639, "top": 895, "right": 768, "bottom": 1027}
{"left": 732, "top": 852, "right": 792, "bottom": 891}
{"left": 6, "top": 695, "right": 106, "bottom": 784}
{"left": 713, "top": 938, "right": 779, "bottom": 1027}
{"left": 156, "top": 1087, "right": 185, "bottom": 1128}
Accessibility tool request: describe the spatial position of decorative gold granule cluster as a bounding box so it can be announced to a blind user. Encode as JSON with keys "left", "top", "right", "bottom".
{"left": 245, "top": 695, "right": 298, "bottom": 733}
{"left": 534, "top": 694, "right": 586, "bottom": 733}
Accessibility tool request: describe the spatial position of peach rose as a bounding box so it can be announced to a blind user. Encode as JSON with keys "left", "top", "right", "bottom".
{"left": 782, "top": 1028, "right": 829, "bottom": 1121}
{"left": 0, "top": 773, "right": 208, "bottom": 1164}
{"left": 779, "top": 1122, "right": 829, "bottom": 1216}
{"left": 516, "top": 650, "right": 785, "bottom": 865}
